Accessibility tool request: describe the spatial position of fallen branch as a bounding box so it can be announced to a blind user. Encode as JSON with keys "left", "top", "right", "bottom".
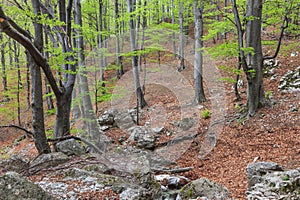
{"left": 0, "top": 124, "right": 33, "bottom": 136}
{"left": 151, "top": 167, "right": 194, "bottom": 174}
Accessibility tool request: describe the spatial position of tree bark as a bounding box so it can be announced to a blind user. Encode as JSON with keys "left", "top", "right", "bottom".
{"left": 245, "top": 0, "right": 265, "bottom": 116}
{"left": 127, "top": 0, "right": 147, "bottom": 108}
{"left": 194, "top": 0, "right": 206, "bottom": 103}
{"left": 74, "top": 0, "right": 99, "bottom": 139}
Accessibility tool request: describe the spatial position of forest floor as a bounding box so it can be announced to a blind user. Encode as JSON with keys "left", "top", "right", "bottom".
{"left": 0, "top": 36, "right": 300, "bottom": 199}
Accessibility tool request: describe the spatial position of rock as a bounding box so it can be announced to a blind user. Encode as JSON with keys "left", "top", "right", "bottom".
{"left": 155, "top": 174, "right": 189, "bottom": 190}
{"left": 97, "top": 109, "right": 115, "bottom": 126}
{"left": 29, "top": 152, "right": 69, "bottom": 174}
{"left": 119, "top": 186, "right": 161, "bottom": 200}
{"left": 56, "top": 138, "right": 85, "bottom": 156}
{"left": 246, "top": 162, "right": 283, "bottom": 188}
{"left": 152, "top": 127, "right": 165, "bottom": 134}
{"left": 170, "top": 118, "right": 195, "bottom": 131}
{"left": 0, "top": 155, "right": 29, "bottom": 174}
{"left": 278, "top": 66, "right": 300, "bottom": 92}
{"left": 0, "top": 172, "right": 55, "bottom": 200}
{"left": 114, "top": 110, "right": 136, "bottom": 130}
{"left": 246, "top": 163, "right": 300, "bottom": 199}
{"left": 178, "top": 178, "right": 230, "bottom": 200}
{"left": 127, "top": 126, "right": 156, "bottom": 150}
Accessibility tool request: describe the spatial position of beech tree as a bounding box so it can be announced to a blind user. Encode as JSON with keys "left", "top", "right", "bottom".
{"left": 0, "top": 1, "right": 76, "bottom": 152}
{"left": 232, "top": 0, "right": 264, "bottom": 116}
{"left": 194, "top": 0, "right": 206, "bottom": 103}
{"left": 127, "top": 0, "right": 147, "bottom": 108}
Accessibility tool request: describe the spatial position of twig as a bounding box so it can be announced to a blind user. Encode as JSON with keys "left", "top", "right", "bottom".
{"left": 151, "top": 167, "right": 194, "bottom": 174}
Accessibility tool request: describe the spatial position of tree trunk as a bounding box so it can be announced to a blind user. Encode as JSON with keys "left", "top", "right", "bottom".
{"left": 178, "top": 0, "right": 185, "bottom": 71}
{"left": 127, "top": 0, "right": 147, "bottom": 108}
{"left": 74, "top": 0, "right": 99, "bottom": 139}
{"left": 194, "top": 0, "right": 206, "bottom": 103}
{"left": 115, "top": 0, "right": 124, "bottom": 78}
{"left": 0, "top": 33, "right": 9, "bottom": 102}
{"left": 31, "top": 0, "right": 51, "bottom": 154}
{"left": 245, "top": 0, "right": 265, "bottom": 116}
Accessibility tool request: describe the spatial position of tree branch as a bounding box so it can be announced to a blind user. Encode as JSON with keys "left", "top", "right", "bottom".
{"left": 0, "top": 6, "right": 61, "bottom": 98}
{"left": 263, "top": 16, "right": 288, "bottom": 60}
{"left": 0, "top": 125, "right": 33, "bottom": 136}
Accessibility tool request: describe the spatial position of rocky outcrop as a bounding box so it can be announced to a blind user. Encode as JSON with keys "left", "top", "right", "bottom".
{"left": 29, "top": 152, "right": 69, "bottom": 174}
{"left": 56, "top": 139, "right": 85, "bottom": 156}
{"left": 0, "top": 172, "right": 55, "bottom": 200}
{"left": 178, "top": 178, "right": 230, "bottom": 200}
{"left": 278, "top": 66, "right": 300, "bottom": 92}
{"left": 127, "top": 126, "right": 157, "bottom": 150}
{"left": 246, "top": 162, "right": 300, "bottom": 199}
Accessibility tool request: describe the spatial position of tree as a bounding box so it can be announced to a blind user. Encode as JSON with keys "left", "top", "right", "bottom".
{"left": 127, "top": 0, "right": 147, "bottom": 108}
{"left": 193, "top": 0, "right": 206, "bottom": 104}
{"left": 74, "top": 0, "right": 99, "bottom": 139}
{"left": 232, "top": 0, "right": 264, "bottom": 116}
{"left": 0, "top": 1, "right": 76, "bottom": 141}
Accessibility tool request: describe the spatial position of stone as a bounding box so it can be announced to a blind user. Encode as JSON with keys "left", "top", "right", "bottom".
{"left": 246, "top": 163, "right": 300, "bottom": 200}
{"left": 56, "top": 138, "right": 85, "bottom": 156}
{"left": 178, "top": 178, "right": 230, "bottom": 200}
{"left": 170, "top": 118, "right": 195, "bottom": 131}
{"left": 0, "top": 155, "right": 29, "bottom": 174}
{"left": 278, "top": 66, "right": 300, "bottom": 92}
{"left": 246, "top": 162, "right": 283, "bottom": 188}
{"left": 155, "top": 174, "right": 189, "bottom": 190}
{"left": 97, "top": 109, "right": 115, "bottom": 126}
{"left": 0, "top": 172, "right": 55, "bottom": 200}
{"left": 114, "top": 111, "right": 136, "bottom": 130}
{"left": 127, "top": 126, "right": 156, "bottom": 150}
{"left": 29, "top": 152, "right": 69, "bottom": 174}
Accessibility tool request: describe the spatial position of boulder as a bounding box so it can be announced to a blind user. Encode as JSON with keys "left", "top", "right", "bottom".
{"left": 246, "top": 162, "right": 300, "bottom": 199}
{"left": 127, "top": 126, "right": 156, "bottom": 149}
{"left": 246, "top": 162, "right": 283, "bottom": 188}
{"left": 0, "top": 155, "right": 29, "bottom": 174}
{"left": 178, "top": 178, "right": 230, "bottom": 200}
{"left": 114, "top": 111, "right": 136, "bottom": 130}
{"left": 97, "top": 109, "right": 115, "bottom": 126}
{"left": 56, "top": 138, "right": 85, "bottom": 156}
{"left": 278, "top": 66, "right": 300, "bottom": 92}
{"left": 0, "top": 172, "right": 55, "bottom": 200}
{"left": 29, "top": 152, "right": 69, "bottom": 174}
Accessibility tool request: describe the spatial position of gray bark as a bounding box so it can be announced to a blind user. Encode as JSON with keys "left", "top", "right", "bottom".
{"left": 127, "top": 0, "right": 147, "bottom": 108}
{"left": 74, "top": 0, "right": 99, "bottom": 139}
{"left": 0, "top": 33, "right": 8, "bottom": 102}
{"left": 178, "top": 1, "right": 185, "bottom": 71}
{"left": 115, "top": 0, "right": 124, "bottom": 78}
{"left": 245, "top": 0, "right": 265, "bottom": 116}
{"left": 30, "top": 0, "right": 51, "bottom": 154}
{"left": 194, "top": 0, "right": 206, "bottom": 103}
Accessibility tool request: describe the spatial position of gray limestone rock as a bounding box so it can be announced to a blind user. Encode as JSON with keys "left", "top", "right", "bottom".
{"left": 56, "top": 138, "right": 85, "bottom": 156}
{"left": 0, "top": 172, "right": 55, "bottom": 200}
{"left": 178, "top": 178, "right": 230, "bottom": 200}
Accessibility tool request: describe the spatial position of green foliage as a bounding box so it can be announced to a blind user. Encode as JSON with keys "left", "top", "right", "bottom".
{"left": 265, "top": 91, "right": 273, "bottom": 100}
{"left": 201, "top": 109, "right": 211, "bottom": 119}
{"left": 206, "top": 41, "right": 239, "bottom": 58}
{"left": 46, "top": 108, "right": 56, "bottom": 115}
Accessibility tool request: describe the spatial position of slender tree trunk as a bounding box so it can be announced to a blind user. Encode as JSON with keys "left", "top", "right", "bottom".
{"left": 194, "top": 0, "right": 206, "bottom": 103}
{"left": 14, "top": 40, "right": 22, "bottom": 126}
{"left": 171, "top": 0, "right": 176, "bottom": 58}
{"left": 127, "top": 0, "right": 147, "bottom": 108}
{"left": 178, "top": 0, "right": 185, "bottom": 71}
{"left": 0, "top": 33, "right": 9, "bottom": 102}
{"left": 115, "top": 0, "right": 124, "bottom": 78}
{"left": 44, "top": 32, "right": 54, "bottom": 110}
{"left": 74, "top": 0, "right": 99, "bottom": 139}
{"left": 31, "top": 0, "right": 51, "bottom": 154}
